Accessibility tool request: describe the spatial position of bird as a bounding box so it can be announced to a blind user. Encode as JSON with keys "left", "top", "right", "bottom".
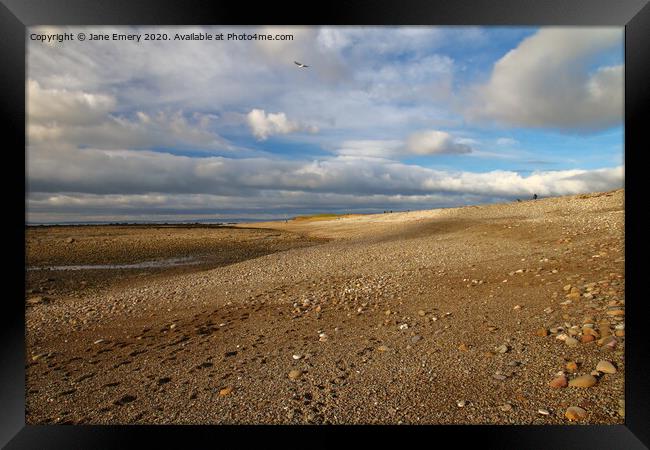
{"left": 294, "top": 61, "right": 309, "bottom": 68}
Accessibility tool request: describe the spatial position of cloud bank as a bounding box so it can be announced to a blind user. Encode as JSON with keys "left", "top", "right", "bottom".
{"left": 467, "top": 27, "right": 623, "bottom": 130}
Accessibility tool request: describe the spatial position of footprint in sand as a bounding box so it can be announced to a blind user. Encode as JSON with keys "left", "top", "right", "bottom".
{"left": 113, "top": 394, "right": 137, "bottom": 406}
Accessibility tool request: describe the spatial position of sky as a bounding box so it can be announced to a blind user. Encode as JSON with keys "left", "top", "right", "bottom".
{"left": 26, "top": 26, "right": 624, "bottom": 223}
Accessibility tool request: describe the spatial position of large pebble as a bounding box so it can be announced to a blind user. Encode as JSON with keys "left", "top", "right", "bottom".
{"left": 596, "top": 360, "right": 616, "bottom": 374}
{"left": 549, "top": 375, "right": 567, "bottom": 388}
{"left": 569, "top": 374, "right": 597, "bottom": 388}
{"left": 288, "top": 369, "right": 302, "bottom": 381}
{"left": 565, "top": 406, "right": 587, "bottom": 421}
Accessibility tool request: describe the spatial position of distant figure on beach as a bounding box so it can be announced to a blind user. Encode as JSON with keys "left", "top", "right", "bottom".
{"left": 533, "top": 194, "right": 538, "bottom": 200}
{"left": 516, "top": 199, "right": 521, "bottom": 202}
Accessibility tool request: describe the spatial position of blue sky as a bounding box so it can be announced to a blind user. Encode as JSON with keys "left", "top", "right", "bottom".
{"left": 26, "top": 26, "right": 624, "bottom": 222}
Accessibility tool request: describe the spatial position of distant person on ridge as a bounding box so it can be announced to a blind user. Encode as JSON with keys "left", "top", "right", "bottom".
{"left": 533, "top": 194, "right": 538, "bottom": 200}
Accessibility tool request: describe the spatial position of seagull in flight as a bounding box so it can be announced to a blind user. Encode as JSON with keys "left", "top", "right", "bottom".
{"left": 294, "top": 61, "right": 309, "bottom": 68}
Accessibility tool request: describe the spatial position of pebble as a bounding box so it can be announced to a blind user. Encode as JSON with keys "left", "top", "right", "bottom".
{"left": 538, "top": 408, "right": 550, "bottom": 416}
{"left": 596, "top": 360, "right": 616, "bottom": 374}
{"left": 499, "top": 403, "right": 512, "bottom": 412}
{"left": 292, "top": 354, "right": 302, "bottom": 360}
{"left": 398, "top": 324, "right": 409, "bottom": 330}
{"left": 569, "top": 374, "right": 597, "bottom": 388}
{"left": 536, "top": 328, "right": 548, "bottom": 337}
{"left": 93, "top": 339, "right": 105, "bottom": 344}
{"left": 457, "top": 400, "right": 466, "bottom": 407}
{"left": 417, "top": 310, "right": 426, "bottom": 317}
{"left": 496, "top": 344, "right": 509, "bottom": 354}
{"left": 410, "top": 335, "right": 422, "bottom": 344}
{"left": 219, "top": 386, "right": 233, "bottom": 396}
{"left": 288, "top": 369, "right": 302, "bottom": 381}
{"left": 565, "top": 406, "right": 587, "bottom": 421}
{"left": 581, "top": 334, "right": 595, "bottom": 343}
{"left": 564, "top": 337, "right": 579, "bottom": 347}
{"left": 377, "top": 345, "right": 389, "bottom": 352}
{"left": 598, "top": 336, "right": 617, "bottom": 350}
{"left": 318, "top": 333, "right": 329, "bottom": 342}
{"left": 565, "top": 361, "right": 578, "bottom": 372}
{"left": 549, "top": 375, "right": 567, "bottom": 388}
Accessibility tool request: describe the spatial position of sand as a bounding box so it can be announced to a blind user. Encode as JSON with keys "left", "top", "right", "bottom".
{"left": 25, "top": 190, "right": 625, "bottom": 424}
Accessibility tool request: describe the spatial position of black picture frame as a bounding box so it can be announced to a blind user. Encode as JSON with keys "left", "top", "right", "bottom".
{"left": 2, "top": 0, "right": 648, "bottom": 447}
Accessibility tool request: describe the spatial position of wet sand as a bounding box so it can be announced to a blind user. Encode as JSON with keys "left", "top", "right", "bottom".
{"left": 25, "top": 190, "right": 625, "bottom": 424}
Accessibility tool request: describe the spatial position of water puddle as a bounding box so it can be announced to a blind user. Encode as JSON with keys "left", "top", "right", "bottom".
{"left": 28, "top": 256, "right": 201, "bottom": 271}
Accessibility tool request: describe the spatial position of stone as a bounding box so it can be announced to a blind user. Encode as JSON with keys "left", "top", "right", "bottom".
{"left": 458, "top": 343, "right": 470, "bottom": 352}
{"left": 549, "top": 375, "right": 567, "bottom": 388}
{"left": 536, "top": 328, "right": 548, "bottom": 337}
{"left": 418, "top": 310, "right": 426, "bottom": 317}
{"left": 499, "top": 403, "right": 513, "bottom": 412}
{"left": 292, "top": 354, "right": 302, "bottom": 360}
{"left": 581, "top": 334, "right": 595, "bottom": 343}
{"left": 565, "top": 406, "right": 587, "bottom": 421}
{"left": 496, "top": 344, "right": 509, "bottom": 354}
{"left": 219, "top": 386, "right": 233, "bottom": 396}
{"left": 65, "top": 237, "right": 75, "bottom": 244}
{"left": 564, "top": 337, "right": 579, "bottom": 347}
{"left": 596, "top": 360, "right": 616, "bottom": 374}
{"left": 288, "top": 369, "right": 302, "bottom": 381}
{"left": 456, "top": 400, "right": 466, "bottom": 407}
{"left": 607, "top": 309, "right": 625, "bottom": 316}
{"left": 377, "top": 345, "right": 389, "bottom": 352}
{"left": 411, "top": 335, "right": 422, "bottom": 344}
{"left": 598, "top": 335, "right": 617, "bottom": 347}
{"left": 569, "top": 374, "right": 597, "bottom": 388}
{"left": 538, "top": 408, "right": 550, "bottom": 416}
{"left": 566, "top": 361, "right": 578, "bottom": 372}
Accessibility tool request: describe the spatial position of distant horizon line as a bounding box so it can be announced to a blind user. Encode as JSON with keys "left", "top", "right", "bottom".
{"left": 26, "top": 188, "right": 623, "bottom": 227}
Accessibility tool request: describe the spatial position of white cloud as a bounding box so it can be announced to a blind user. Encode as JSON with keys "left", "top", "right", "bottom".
{"left": 27, "top": 79, "right": 116, "bottom": 126}
{"left": 334, "top": 130, "right": 472, "bottom": 158}
{"left": 27, "top": 79, "right": 236, "bottom": 152}
{"left": 405, "top": 130, "right": 472, "bottom": 155}
{"left": 467, "top": 28, "right": 623, "bottom": 131}
{"left": 246, "top": 109, "right": 318, "bottom": 140}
